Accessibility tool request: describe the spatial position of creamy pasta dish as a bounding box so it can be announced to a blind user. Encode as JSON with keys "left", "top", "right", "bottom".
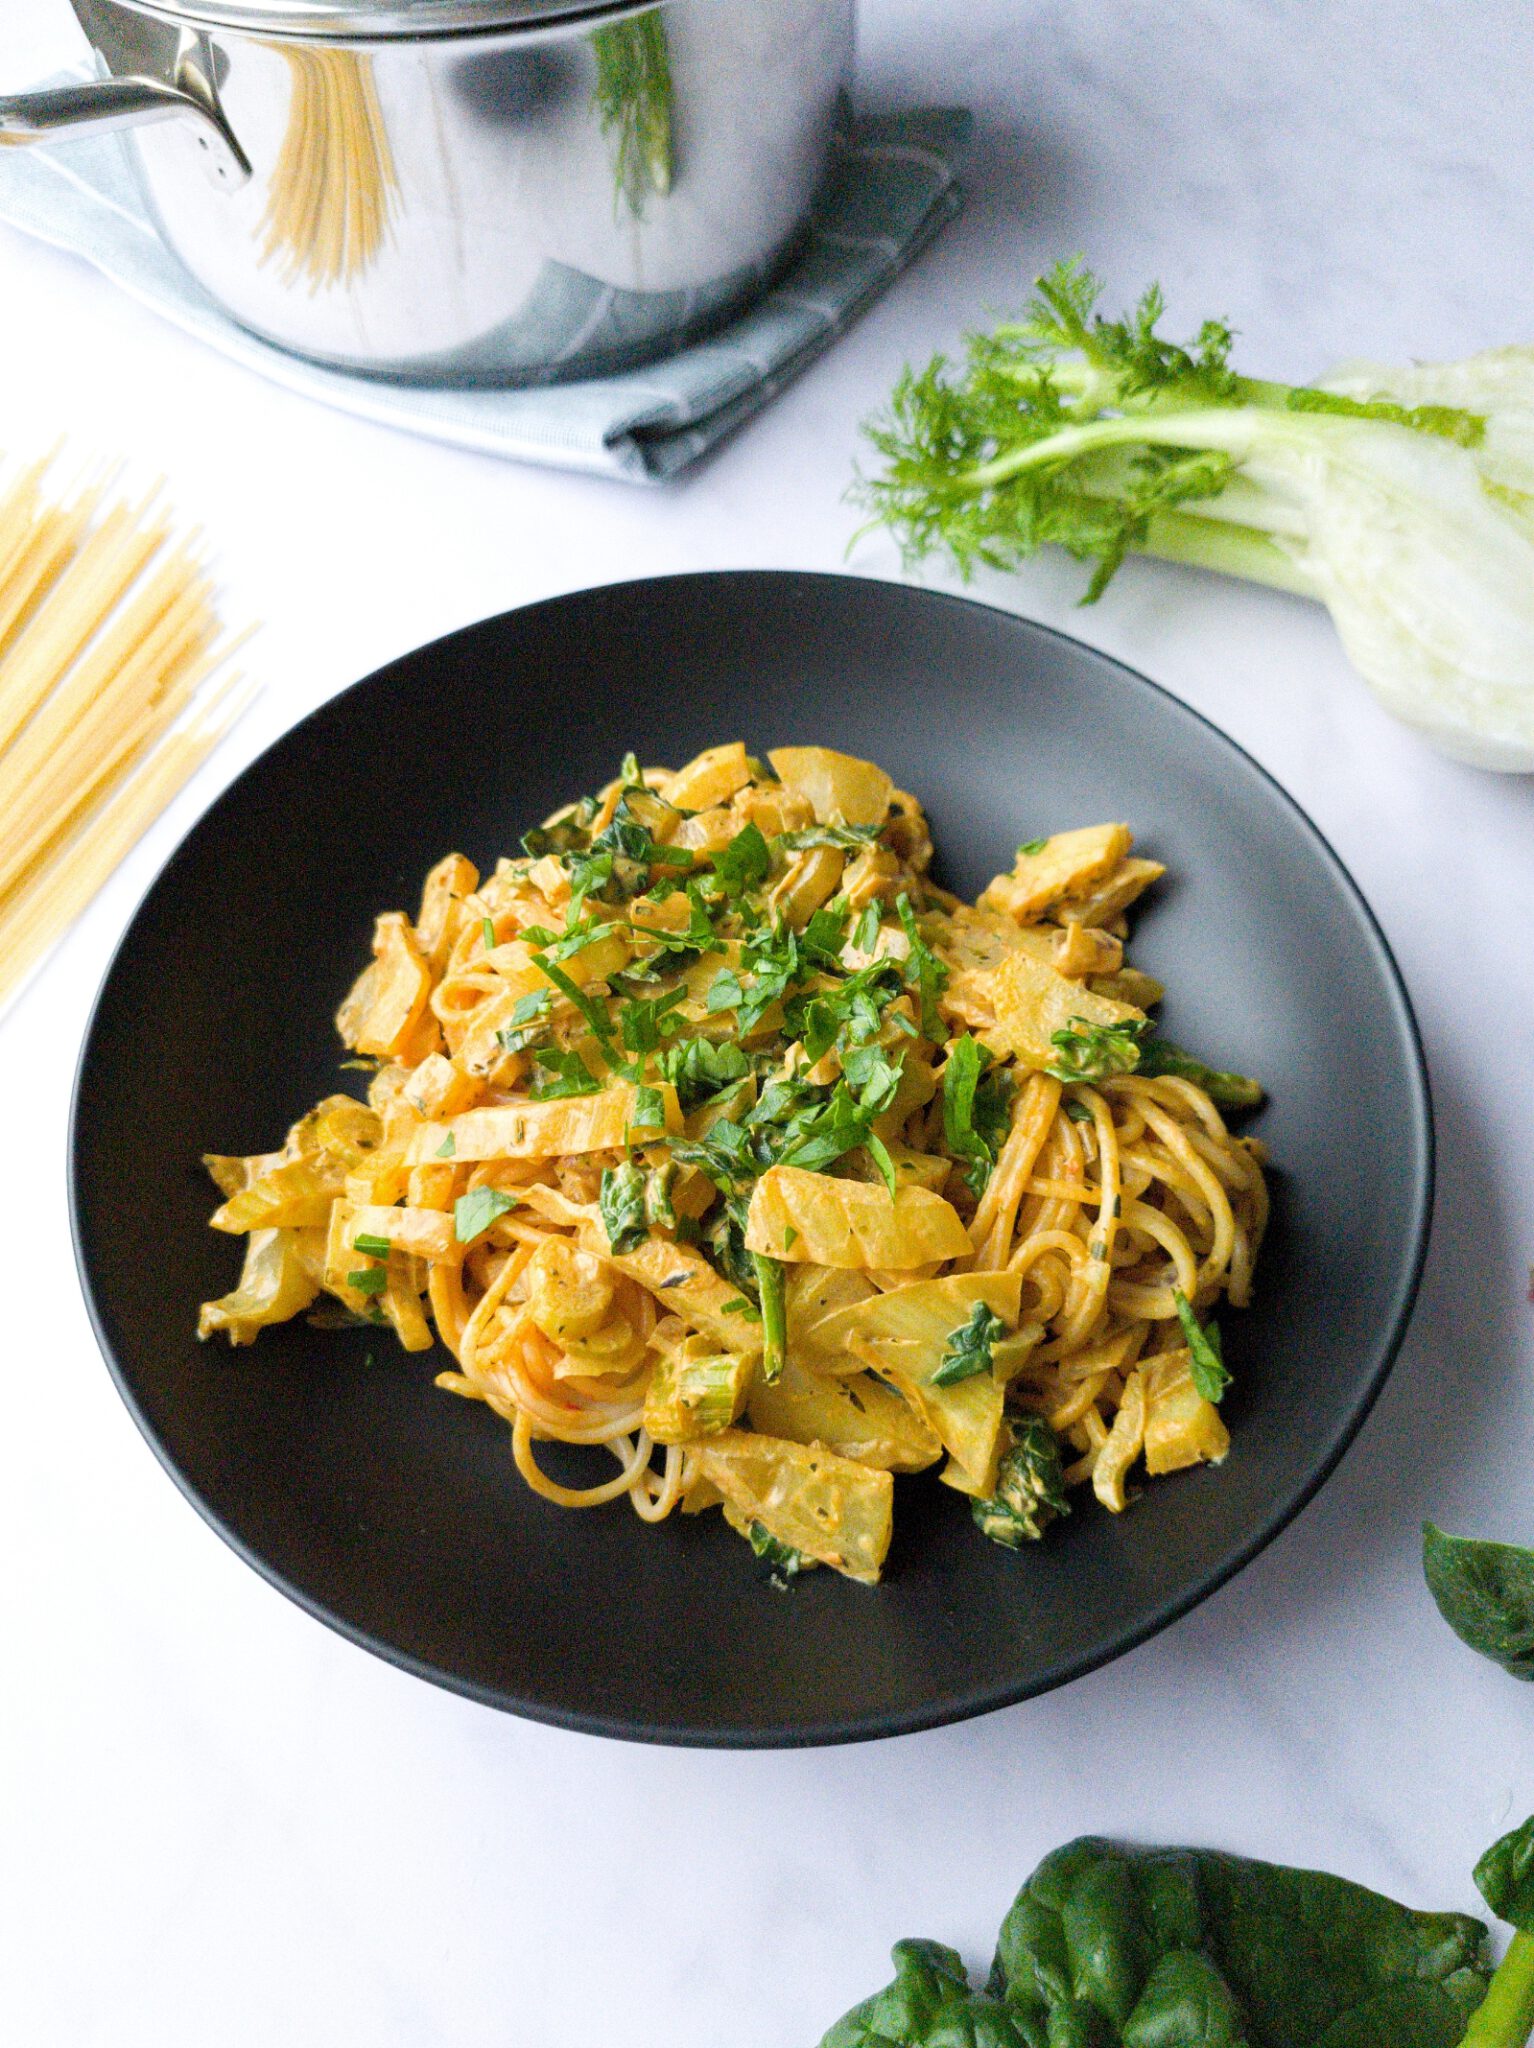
{"left": 200, "top": 743, "right": 1268, "bottom": 1584}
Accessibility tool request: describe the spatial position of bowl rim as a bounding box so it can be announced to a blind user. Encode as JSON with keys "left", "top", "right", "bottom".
{"left": 67, "top": 569, "right": 1435, "bottom": 1745}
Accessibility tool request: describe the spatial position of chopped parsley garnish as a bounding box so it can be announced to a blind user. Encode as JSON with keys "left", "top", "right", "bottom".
{"left": 532, "top": 952, "right": 616, "bottom": 1053}
{"left": 1045, "top": 1015, "right": 1148, "bottom": 1083}
{"left": 1173, "top": 1287, "right": 1232, "bottom": 1404}
{"left": 942, "top": 1035, "right": 1014, "bottom": 1197}
{"left": 706, "top": 966, "right": 746, "bottom": 1014}
{"left": 525, "top": 914, "right": 622, "bottom": 966}
{"left": 786, "top": 959, "right": 900, "bottom": 1065}
{"left": 346, "top": 1266, "right": 389, "bottom": 1296}
{"left": 629, "top": 881, "right": 719, "bottom": 957}
{"left": 932, "top": 1301, "right": 1009, "bottom": 1386}
{"left": 529, "top": 1048, "right": 603, "bottom": 1099}
{"left": 657, "top": 1036, "right": 750, "bottom": 1110}
{"left": 434, "top": 1131, "right": 457, "bottom": 1158}
{"left": 586, "top": 796, "right": 696, "bottom": 899}
{"left": 670, "top": 1115, "right": 757, "bottom": 1192}
{"left": 482, "top": 916, "right": 496, "bottom": 951}
{"left": 630, "top": 1083, "right": 666, "bottom": 1132}
{"left": 852, "top": 900, "right": 882, "bottom": 955}
{"left": 776, "top": 822, "right": 880, "bottom": 853}
{"left": 896, "top": 892, "right": 949, "bottom": 1039}
{"left": 454, "top": 1187, "right": 519, "bottom": 1245}
{"left": 352, "top": 1234, "right": 393, "bottom": 1258}
{"left": 770, "top": 1063, "right": 900, "bottom": 1192}
{"left": 564, "top": 846, "right": 616, "bottom": 914}
{"left": 1018, "top": 836, "right": 1049, "bottom": 857}
{"left": 520, "top": 815, "right": 587, "bottom": 861}
{"left": 600, "top": 1161, "right": 649, "bottom": 1254}
{"left": 1064, "top": 1097, "right": 1095, "bottom": 1123}
{"left": 617, "top": 984, "right": 688, "bottom": 1059}
{"left": 801, "top": 901, "right": 851, "bottom": 967}
{"left": 713, "top": 820, "right": 771, "bottom": 895}
{"left": 497, "top": 988, "right": 553, "bottom": 1055}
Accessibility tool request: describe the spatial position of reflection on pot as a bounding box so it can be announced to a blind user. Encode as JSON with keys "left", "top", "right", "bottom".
{"left": 257, "top": 45, "right": 398, "bottom": 293}
{"left": 3, "top": 0, "right": 857, "bottom": 382}
{"left": 589, "top": 8, "right": 673, "bottom": 220}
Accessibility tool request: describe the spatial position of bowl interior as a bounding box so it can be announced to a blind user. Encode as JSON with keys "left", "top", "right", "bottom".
{"left": 71, "top": 572, "right": 1430, "bottom": 1744}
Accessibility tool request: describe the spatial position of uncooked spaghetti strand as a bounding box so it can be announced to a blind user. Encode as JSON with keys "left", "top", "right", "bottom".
{"left": 0, "top": 467, "right": 103, "bottom": 670}
{"left": 0, "top": 571, "right": 228, "bottom": 908}
{"left": 0, "top": 489, "right": 170, "bottom": 750}
{"left": 0, "top": 547, "right": 235, "bottom": 877}
{"left": 0, "top": 702, "right": 240, "bottom": 1011}
{"left": 0, "top": 535, "right": 212, "bottom": 813}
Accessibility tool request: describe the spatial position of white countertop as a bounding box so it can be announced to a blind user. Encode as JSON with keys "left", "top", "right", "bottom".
{"left": 6, "top": 3, "right": 1534, "bottom": 2042}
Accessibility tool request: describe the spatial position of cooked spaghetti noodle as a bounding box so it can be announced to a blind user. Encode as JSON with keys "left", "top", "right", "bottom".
{"left": 199, "top": 744, "right": 1269, "bottom": 1583}
{"left": 0, "top": 451, "right": 249, "bottom": 1015}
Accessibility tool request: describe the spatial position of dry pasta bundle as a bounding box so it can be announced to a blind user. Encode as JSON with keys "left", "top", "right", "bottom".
{"left": 0, "top": 449, "right": 249, "bottom": 1015}
{"left": 200, "top": 743, "right": 1269, "bottom": 1584}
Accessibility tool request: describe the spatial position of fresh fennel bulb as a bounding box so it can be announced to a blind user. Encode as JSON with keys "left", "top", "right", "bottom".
{"left": 856, "top": 263, "right": 1534, "bottom": 770}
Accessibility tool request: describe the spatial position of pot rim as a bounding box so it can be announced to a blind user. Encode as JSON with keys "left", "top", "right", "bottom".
{"left": 110, "top": 0, "right": 662, "bottom": 44}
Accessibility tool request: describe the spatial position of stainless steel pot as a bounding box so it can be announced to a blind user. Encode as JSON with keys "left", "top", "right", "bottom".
{"left": 0, "top": 0, "right": 856, "bottom": 383}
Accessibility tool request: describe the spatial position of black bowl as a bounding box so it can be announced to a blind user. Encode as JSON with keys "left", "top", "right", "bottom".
{"left": 71, "top": 572, "right": 1431, "bottom": 1746}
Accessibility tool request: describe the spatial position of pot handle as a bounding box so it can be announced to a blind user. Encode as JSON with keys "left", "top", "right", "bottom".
{"left": 0, "top": 72, "right": 251, "bottom": 189}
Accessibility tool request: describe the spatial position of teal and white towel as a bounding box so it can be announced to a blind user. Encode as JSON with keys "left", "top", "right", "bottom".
{"left": 0, "top": 95, "right": 969, "bottom": 482}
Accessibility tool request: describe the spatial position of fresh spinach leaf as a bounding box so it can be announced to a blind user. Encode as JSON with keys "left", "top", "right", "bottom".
{"left": 990, "top": 1836, "right": 1490, "bottom": 2048}
{"left": 1424, "top": 1524, "right": 1534, "bottom": 1680}
{"left": 1468, "top": 1820, "right": 1534, "bottom": 2048}
{"left": 1477, "top": 1818, "right": 1534, "bottom": 1933}
{"left": 820, "top": 1940, "right": 1030, "bottom": 2048}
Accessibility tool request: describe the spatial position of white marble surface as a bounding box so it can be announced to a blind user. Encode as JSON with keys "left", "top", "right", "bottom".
{"left": 5, "top": 2, "right": 1534, "bottom": 2042}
